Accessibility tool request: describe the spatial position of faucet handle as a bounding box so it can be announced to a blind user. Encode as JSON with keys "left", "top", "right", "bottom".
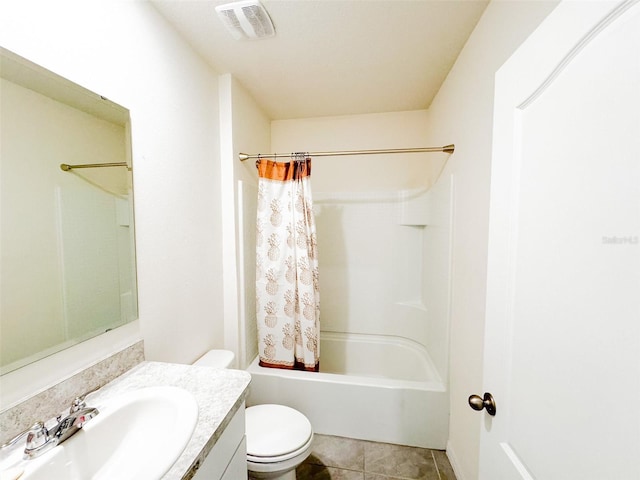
{"left": 69, "top": 396, "right": 86, "bottom": 413}
{"left": 1, "top": 421, "right": 45, "bottom": 449}
{"left": 69, "top": 386, "right": 101, "bottom": 414}
{"left": 24, "top": 422, "right": 49, "bottom": 450}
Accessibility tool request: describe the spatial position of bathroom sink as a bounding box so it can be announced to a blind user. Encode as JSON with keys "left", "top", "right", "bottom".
{"left": 19, "top": 386, "right": 198, "bottom": 480}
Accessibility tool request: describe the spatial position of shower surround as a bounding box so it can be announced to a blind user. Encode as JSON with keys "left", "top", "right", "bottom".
{"left": 240, "top": 174, "right": 454, "bottom": 448}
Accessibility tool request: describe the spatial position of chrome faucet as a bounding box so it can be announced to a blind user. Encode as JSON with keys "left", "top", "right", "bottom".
{"left": 1, "top": 396, "right": 100, "bottom": 460}
{"left": 23, "top": 405, "right": 100, "bottom": 459}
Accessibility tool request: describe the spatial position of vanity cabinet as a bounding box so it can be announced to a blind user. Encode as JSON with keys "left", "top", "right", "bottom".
{"left": 220, "top": 437, "right": 247, "bottom": 480}
{"left": 192, "top": 403, "right": 247, "bottom": 480}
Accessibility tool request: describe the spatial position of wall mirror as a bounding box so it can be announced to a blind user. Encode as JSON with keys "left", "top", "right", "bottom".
{"left": 0, "top": 47, "right": 138, "bottom": 375}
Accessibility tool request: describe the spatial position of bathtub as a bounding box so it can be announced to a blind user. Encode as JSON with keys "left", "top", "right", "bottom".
{"left": 246, "top": 332, "right": 449, "bottom": 449}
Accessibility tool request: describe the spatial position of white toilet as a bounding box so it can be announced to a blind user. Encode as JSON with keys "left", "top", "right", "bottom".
{"left": 245, "top": 404, "right": 313, "bottom": 479}
{"left": 193, "top": 350, "right": 314, "bottom": 480}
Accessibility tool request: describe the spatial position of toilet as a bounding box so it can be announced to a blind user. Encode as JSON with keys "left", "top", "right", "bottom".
{"left": 193, "top": 350, "right": 314, "bottom": 480}
{"left": 245, "top": 404, "right": 313, "bottom": 479}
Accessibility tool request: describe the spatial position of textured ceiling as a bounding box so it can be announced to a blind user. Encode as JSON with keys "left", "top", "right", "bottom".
{"left": 151, "top": 0, "right": 489, "bottom": 120}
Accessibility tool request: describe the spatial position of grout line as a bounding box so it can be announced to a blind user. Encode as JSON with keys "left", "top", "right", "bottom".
{"left": 432, "top": 450, "right": 442, "bottom": 480}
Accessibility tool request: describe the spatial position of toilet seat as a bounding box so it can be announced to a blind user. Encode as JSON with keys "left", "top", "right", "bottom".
{"left": 246, "top": 435, "right": 313, "bottom": 464}
{"left": 246, "top": 404, "right": 313, "bottom": 463}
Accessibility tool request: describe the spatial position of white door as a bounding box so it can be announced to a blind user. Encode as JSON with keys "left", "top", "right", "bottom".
{"left": 479, "top": 1, "right": 640, "bottom": 479}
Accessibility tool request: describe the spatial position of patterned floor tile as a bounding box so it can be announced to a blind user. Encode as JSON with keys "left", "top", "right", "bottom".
{"left": 297, "top": 434, "right": 456, "bottom": 480}
{"left": 305, "top": 434, "right": 365, "bottom": 470}
{"left": 297, "top": 463, "right": 364, "bottom": 479}
{"left": 364, "top": 474, "right": 411, "bottom": 480}
{"left": 363, "top": 441, "right": 440, "bottom": 480}
{"left": 432, "top": 450, "right": 456, "bottom": 480}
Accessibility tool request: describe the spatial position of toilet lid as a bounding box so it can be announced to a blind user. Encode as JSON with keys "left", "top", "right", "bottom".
{"left": 245, "top": 404, "right": 313, "bottom": 458}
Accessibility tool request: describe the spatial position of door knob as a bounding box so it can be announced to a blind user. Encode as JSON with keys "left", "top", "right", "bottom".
{"left": 468, "top": 392, "right": 497, "bottom": 416}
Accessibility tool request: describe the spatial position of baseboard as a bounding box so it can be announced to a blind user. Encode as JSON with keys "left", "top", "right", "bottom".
{"left": 446, "top": 440, "right": 467, "bottom": 480}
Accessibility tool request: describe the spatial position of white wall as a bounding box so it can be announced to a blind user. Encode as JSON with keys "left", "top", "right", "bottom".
{"left": 273, "top": 110, "right": 439, "bottom": 192}
{"left": 219, "top": 74, "right": 270, "bottom": 368}
{"left": 422, "top": 1, "right": 559, "bottom": 478}
{"left": 0, "top": 0, "right": 223, "bottom": 403}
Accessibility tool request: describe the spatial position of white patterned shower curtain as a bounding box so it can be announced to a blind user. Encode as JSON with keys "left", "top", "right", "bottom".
{"left": 255, "top": 155, "right": 320, "bottom": 371}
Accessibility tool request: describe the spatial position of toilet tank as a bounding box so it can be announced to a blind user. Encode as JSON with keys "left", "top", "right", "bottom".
{"left": 193, "top": 350, "right": 235, "bottom": 369}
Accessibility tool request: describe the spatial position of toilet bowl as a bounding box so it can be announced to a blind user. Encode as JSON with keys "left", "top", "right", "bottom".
{"left": 245, "top": 404, "right": 313, "bottom": 480}
{"left": 193, "top": 350, "right": 314, "bottom": 480}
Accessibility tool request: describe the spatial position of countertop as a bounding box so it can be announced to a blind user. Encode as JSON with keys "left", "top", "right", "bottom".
{"left": 88, "top": 361, "right": 251, "bottom": 480}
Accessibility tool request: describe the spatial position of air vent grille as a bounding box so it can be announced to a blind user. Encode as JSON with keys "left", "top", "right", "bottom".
{"left": 215, "top": 1, "right": 275, "bottom": 40}
{"left": 216, "top": 8, "right": 243, "bottom": 40}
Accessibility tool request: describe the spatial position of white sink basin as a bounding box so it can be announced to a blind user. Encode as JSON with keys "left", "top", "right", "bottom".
{"left": 19, "top": 386, "right": 198, "bottom": 480}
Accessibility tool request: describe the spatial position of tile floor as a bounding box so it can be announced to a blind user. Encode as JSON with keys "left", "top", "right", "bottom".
{"left": 295, "top": 434, "right": 457, "bottom": 480}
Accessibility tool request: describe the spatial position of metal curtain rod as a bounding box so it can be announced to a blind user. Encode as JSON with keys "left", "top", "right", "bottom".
{"left": 238, "top": 144, "right": 455, "bottom": 162}
{"left": 60, "top": 162, "right": 129, "bottom": 171}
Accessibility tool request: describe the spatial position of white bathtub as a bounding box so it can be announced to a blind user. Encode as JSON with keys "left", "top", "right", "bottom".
{"left": 246, "top": 332, "right": 449, "bottom": 449}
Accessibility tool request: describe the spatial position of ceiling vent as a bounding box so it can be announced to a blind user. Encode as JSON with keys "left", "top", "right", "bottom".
{"left": 215, "top": 0, "right": 275, "bottom": 40}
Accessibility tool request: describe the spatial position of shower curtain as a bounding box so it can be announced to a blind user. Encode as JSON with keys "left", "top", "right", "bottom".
{"left": 255, "top": 154, "right": 320, "bottom": 371}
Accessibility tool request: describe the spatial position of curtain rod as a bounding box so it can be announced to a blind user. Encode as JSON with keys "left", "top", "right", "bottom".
{"left": 60, "top": 162, "right": 129, "bottom": 171}
{"left": 238, "top": 144, "right": 455, "bottom": 162}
